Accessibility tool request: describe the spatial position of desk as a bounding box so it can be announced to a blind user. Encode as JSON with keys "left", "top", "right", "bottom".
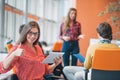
{"left": 0, "top": 53, "right": 14, "bottom": 80}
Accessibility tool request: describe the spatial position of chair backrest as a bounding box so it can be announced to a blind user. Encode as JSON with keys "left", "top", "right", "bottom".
{"left": 6, "top": 43, "right": 13, "bottom": 53}
{"left": 51, "top": 41, "right": 64, "bottom": 76}
{"left": 91, "top": 48, "right": 120, "bottom": 80}
{"left": 52, "top": 41, "right": 63, "bottom": 52}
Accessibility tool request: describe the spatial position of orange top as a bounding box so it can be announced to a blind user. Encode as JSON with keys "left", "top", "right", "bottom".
{"left": 0, "top": 44, "right": 49, "bottom": 80}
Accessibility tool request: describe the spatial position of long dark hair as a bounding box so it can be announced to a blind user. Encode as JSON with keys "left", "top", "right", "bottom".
{"left": 16, "top": 21, "right": 40, "bottom": 45}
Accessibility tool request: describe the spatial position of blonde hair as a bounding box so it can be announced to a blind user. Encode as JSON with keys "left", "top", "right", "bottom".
{"left": 62, "top": 8, "right": 77, "bottom": 33}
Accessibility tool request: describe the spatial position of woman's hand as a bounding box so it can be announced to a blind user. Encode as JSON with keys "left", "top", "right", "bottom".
{"left": 54, "top": 56, "right": 62, "bottom": 66}
{"left": 3, "top": 44, "right": 24, "bottom": 69}
{"left": 78, "top": 34, "right": 85, "bottom": 39}
{"left": 48, "top": 56, "right": 62, "bottom": 73}
{"left": 62, "top": 36, "right": 70, "bottom": 41}
{"left": 13, "top": 44, "right": 24, "bottom": 57}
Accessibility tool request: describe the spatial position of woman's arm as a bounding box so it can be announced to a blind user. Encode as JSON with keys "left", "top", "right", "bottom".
{"left": 3, "top": 45, "right": 23, "bottom": 69}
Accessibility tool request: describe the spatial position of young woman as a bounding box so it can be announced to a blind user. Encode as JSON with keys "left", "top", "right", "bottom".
{"left": 59, "top": 8, "right": 84, "bottom": 66}
{"left": 0, "top": 21, "right": 62, "bottom": 80}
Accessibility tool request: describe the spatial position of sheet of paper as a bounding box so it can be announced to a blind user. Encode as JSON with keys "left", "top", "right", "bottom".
{"left": 42, "top": 52, "right": 64, "bottom": 64}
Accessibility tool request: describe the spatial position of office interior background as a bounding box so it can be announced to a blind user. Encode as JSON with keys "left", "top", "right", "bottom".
{"left": 0, "top": 0, "right": 76, "bottom": 53}
{"left": 0, "top": 0, "right": 120, "bottom": 56}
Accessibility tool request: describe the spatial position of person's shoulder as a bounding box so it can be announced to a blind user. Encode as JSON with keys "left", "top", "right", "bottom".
{"left": 109, "top": 43, "right": 119, "bottom": 48}
{"left": 87, "top": 43, "right": 100, "bottom": 50}
{"left": 92, "top": 43, "right": 119, "bottom": 49}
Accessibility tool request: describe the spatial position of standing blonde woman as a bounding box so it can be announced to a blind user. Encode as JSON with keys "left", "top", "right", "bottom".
{"left": 0, "top": 21, "right": 62, "bottom": 80}
{"left": 59, "top": 8, "right": 85, "bottom": 66}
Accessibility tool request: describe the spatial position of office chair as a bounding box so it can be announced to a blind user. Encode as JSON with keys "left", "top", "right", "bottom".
{"left": 44, "top": 41, "right": 64, "bottom": 80}
{"left": 52, "top": 40, "right": 63, "bottom": 52}
{"left": 85, "top": 48, "right": 120, "bottom": 80}
{"left": 51, "top": 41, "right": 63, "bottom": 75}
{"left": 50, "top": 41, "right": 67, "bottom": 80}
{"left": 43, "top": 41, "right": 64, "bottom": 80}
{"left": 6, "top": 43, "right": 13, "bottom": 52}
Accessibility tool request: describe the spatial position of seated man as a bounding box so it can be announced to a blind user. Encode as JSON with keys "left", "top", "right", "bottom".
{"left": 63, "top": 22, "right": 119, "bottom": 80}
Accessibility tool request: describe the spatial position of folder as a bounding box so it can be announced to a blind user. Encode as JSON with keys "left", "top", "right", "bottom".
{"left": 73, "top": 53, "right": 85, "bottom": 63}
{"left": 42, "top": 52, "right": 64, "bottom": 64}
